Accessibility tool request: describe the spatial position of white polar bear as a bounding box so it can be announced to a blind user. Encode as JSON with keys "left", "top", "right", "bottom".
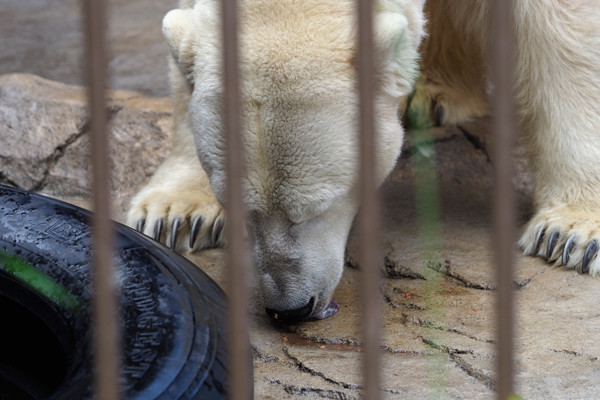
{"left": 128, "top": 0, "right": 600, "bottom": 321}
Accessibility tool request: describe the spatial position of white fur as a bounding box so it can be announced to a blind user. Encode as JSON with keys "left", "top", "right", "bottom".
{"left": 128, "top": 0, "right": 600, "bottom": 317}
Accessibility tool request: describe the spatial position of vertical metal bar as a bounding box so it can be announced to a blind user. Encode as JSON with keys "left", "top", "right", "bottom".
{"left": 221, "top": 1, "right": 252, "bottom": 399}
{"left": 83, "top": 0, "right": 122, "bottom": 399}
{"left": 490, "top": 0, "right": 516, "bottom": 398}
{"left": 357, "top": 0, "right": 382, "bottom": 399}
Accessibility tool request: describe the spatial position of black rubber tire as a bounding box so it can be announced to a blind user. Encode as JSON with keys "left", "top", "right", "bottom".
{"left": 0, "top": 185, "right": 248, "bottom": 399}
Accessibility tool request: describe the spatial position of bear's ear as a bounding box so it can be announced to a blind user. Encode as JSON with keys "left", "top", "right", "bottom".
{"left": 372, "top": 10, "right": 424, "bottom": 97}
{"left": 162, "top": 9, "right": 195, "bottom": 77}
{"left": 374, "top": 12, "right": 409, "bottom": 61}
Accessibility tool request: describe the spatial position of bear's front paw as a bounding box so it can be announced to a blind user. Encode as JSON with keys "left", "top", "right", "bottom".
{"left": 126, "top": 187, "right": 226, "bottom": 252}
{"left": 519, "top": 205, "right": 600, "bottom": 275}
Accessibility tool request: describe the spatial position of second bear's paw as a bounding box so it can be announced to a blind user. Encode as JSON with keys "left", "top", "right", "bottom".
{"left": 520, "top": 205, "right": 600, "bottom": 275}
{"left": 126, "top": 187, "right": 226, "bottom": 252}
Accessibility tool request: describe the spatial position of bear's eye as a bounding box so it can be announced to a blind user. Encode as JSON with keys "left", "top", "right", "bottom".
{"left": 288, "top": 206, "right": 329, "bottom": 239}
{"left": 285, "top": 197, "right": 334, "bottom": 226}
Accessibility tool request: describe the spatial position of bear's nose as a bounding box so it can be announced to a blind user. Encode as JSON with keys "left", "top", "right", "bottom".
{"left": 265, "top": 297, "right": 314, "bottom": 322}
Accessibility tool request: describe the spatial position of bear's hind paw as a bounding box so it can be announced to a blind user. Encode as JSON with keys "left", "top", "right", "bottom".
{"left": 519, "top": 206, "right": 600, "bottom": 275}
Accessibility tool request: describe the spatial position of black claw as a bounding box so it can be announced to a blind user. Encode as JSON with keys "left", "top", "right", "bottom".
{"left": 154, "top": 218, "right": 164, "bottom": 241}
{"left": 168, "top": 218, "right": 181, "bottom": 249}
{"left": 534, "top": 227, "right": 546, "bottom": 254}
{"left": 434, "top": 105, "right": 444, "bottom": 127}
{"left": 562, "top": 235, "right": 576, "bottom": 266}
{"left": 136, "top": 219, "right": 145, "bottom": 232}
{"left": 581, "top": 240, "right": 598, "bottom": 274}
{"left": 211, "top": 217, "right": 225, "bottom": 247}
{"left": 189, "top": 216, "right": 203, "bottom": 248}
{"left": 546, "top": 230, "right": 559, "bottom": 259}
{"left": 430, "top": 97, "right": 444, "bottom": 127}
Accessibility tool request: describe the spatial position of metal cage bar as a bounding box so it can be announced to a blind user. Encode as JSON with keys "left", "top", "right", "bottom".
{"left": 491, "top": 0, "right": 516, "bottom": 398}
{"left": 221, "top": 1, "right": 253, "bottom": 399}
{"left": 357, "top": 0, "right": 383, "bottom": 399}
{"left": 83, "top": 0, "right": 122, "bottom": 399}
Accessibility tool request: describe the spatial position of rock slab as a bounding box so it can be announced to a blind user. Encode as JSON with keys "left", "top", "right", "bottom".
{"left": 0, "top": 73, "right": 173, "bottom": 216}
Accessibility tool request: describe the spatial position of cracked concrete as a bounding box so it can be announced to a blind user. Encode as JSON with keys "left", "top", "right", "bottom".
{"left": 3, "top": 2, "right": 600, "bottom": 398}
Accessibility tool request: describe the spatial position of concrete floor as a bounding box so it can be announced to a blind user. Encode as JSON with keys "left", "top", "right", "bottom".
{"left": 2, "top": 1, "right": 600, "bottom": 398}
{"left": 1, "top": 0, "right": 176, "bottom": 97}
{"left": 187, "top": 158, "right": 600, "bottom": 399}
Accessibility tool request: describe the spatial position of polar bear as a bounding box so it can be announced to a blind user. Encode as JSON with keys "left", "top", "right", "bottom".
{"left": 128, "top": 0, "right": 600, "bottom": 321}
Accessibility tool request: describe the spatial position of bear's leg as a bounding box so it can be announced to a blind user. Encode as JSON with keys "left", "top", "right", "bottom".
{"left": 513, "top": 1, "right": 600, "bottom": 274}
{"left": 126, "top": 64, "right": 225, "bottom": 252}
{"left": 418, "top": 0, "right": 490, "bottom": 125}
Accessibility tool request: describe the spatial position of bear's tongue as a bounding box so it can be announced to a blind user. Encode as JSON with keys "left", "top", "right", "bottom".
{"left": 311, "top": 300, "right": 340, "bottom": 320}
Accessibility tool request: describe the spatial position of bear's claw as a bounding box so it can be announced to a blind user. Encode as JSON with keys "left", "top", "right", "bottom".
{"left": 168, "top": 218, "right": 182, "bottom": 249}
{"left": 562, "top": 235, "right": 577, "bottom": 265}
{"left": 136, "top": 219, "right": 145, "bottom": 233}
{"left": 433, "top": 102, "right": 444, "bottom": 127}
{"left": 211, "top": 216, "right": 225, "bottom": 247}
{"left": 546, "top": 230, "right": 559, "bottom": 260}
{"left": 582, "top": 241, "right": 599, "bottom": 274}
{"left": 189, "top": 215, "right": 203, "bottom": 248}
{"left": 534, "top": 227, "right": 546, "bottom": 254}
{"left": 153, "top": 218, "right": 164, "bottom": 241}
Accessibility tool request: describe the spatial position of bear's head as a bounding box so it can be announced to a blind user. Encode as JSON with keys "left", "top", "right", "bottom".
{"left": 163, "top": 0, "right": 425, "bottom": 321}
